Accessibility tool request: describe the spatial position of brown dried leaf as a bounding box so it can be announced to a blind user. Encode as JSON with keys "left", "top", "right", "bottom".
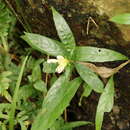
{"left": 78, "top": 60, "right": 130, "bottom": 78}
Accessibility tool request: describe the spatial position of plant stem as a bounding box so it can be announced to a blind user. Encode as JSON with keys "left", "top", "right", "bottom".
{"left": 4, "top": 0, "right": 28, "bottom": 32}
{"left": 14, "top": 0, "right": 32, "bottom": 32}
{"left": 9, "top": 56, "right": 28, "bottom": 130}
{"left": 64, "top": 108, "right": 67, "bottom": 121}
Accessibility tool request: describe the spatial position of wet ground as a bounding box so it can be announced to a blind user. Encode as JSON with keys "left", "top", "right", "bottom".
{"left": 7, "top": 0, "right": 130, "bottom": 129}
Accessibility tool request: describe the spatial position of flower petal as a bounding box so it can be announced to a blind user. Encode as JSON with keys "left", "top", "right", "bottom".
{"left": 47, "top": 59, "right": 58, "bottom": 63}
{"left": 57, "top": 55, "right": 64, "bottom": 60}
{"left": 56, "top": 65, "right": 65, "bottom": 73}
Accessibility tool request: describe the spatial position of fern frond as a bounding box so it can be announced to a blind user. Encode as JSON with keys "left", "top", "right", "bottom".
{"left": 0, "top": 0, "right": 15, "bottom": 37}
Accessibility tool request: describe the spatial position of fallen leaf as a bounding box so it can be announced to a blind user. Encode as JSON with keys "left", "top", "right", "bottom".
{"left": 77, "top": 60, "right": 130, "bottom": 78}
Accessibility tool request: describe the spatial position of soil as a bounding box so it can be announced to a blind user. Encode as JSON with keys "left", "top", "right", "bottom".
{"left": 7, "top": 0, "right": 130, "bottom": 130}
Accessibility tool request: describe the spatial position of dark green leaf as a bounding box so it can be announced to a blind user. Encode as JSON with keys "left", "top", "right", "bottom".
{"left": 110, "top": 13, "right": 130, "bottom": 24}
{"left": 18, "top": 85, "right": 35, "bottom": 101}
{"left": 31, "top": 76, "right": 82, "bottom": 130}
{"left": 52, "top": 7, "right": 75, "bottom": 53}
{"left": 21, "top": 32, "right": 67, "bottom": 57}
{"left": 95, "top": 76, "right": 114, "bottom": 130}
{"left": 75, "top": 63, "right": 104, "bottom": 93}
{"left": 31, "top": 64, "right": 41, "bottom": 82}
{"left": 62, "top": 121, "right": 92, "bottom": 129}
{"left": 74, "top": 46, "right": 128, "bottom": 62}
{"left": 50, "top": 75, "right": 58, "bottom": 86}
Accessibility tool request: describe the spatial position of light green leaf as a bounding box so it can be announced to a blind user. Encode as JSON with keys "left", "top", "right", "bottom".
{"left": 31, "top": 76, "right": 82, "bottom": 130}
{"left": 50, "top": 117, "right": 65, "bottom": 130}
{"left": 0, "top": 103, "right": 11, "bottom": 111}
{"left": 43, "top": 62, "right": 57, "bottom": 73}
{"left": 74, "top": 46, "right": 128, "bottom": 62}
{"left": 110, "top": 13, "right": 130, "bottom": 24}
{"left": 50, "top": 117, "right": 92, "bottom": 130}
{"left": 34, "top": 80, "right": 47, "bottom": 92}
{"left": 52, "top": 7, "right": 75, "bottom": 54}
{"left": 95, "top": 76, "right": 114, "bottom": 130}
{"left": 19, "top": 122, "right": 27, "bottom": 130}
{"left": 21, "top": 32, "right": 67, "bottom": 57}
{"left": 75, "top": 63, "right": 104, "bottom": 93}
{"left": 82, "top": 83, "right": 92, "bottom": 97}
{"left": 79, "top": 83, "right": 92, "bottom": 106}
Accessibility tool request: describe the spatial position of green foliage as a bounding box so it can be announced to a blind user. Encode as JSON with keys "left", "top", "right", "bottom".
{"left": 110, "top": 13, "right": 130, "bottom": 24}
{"left": 0, "top": 0, "right": 15, "bottom": 52}
{"left": 74, "top": 46, "right": 128, "bottom": 62}
{"left": 0, "top": 3, "right": 129, "bottom": 130}
{"left": 32, "top": 76, "right": 82, "bottom": 130}
{"left": 75, "top": 63, "right": 104, "bottom": 93}
{"left": 43, "top": 61, "right": 57, "bottom": 73}
{"left": 0, "top": 71, "right": 12, "bottom": 102}
{"left": 9, "top": 56, "right": 28, "bottom": 130}
{"left": 62, "top": 121, "right": 92, "bottom": 130}
{"left": 95, "top": 76, "right": 114, "bottom": 130}
{"left": 52, "top": 7, "right": 76, "bottom": 55}
{"left": 0, "top": 0, "right": 15, "bottom": 37}
{"left": 79, "top": 83, "right": 92, "bottom": 106}
{"left": 21, "top": 7, "right": 129, "bottom": 130}
{"left": 21, "top": 33, "right": 67, "bottom": 57}
{"left": 50, "top": 117, "right": 92, "bottom": 130}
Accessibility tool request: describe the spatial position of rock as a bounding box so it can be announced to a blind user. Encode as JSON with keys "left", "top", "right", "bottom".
{"left": 90, "top": 0, "right": 130, "bottom": 42}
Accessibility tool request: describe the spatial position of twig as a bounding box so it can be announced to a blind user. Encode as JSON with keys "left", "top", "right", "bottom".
{"left": 86, "top": 16, "right": 99, "bottom": 35}
{"left": 4, "top": 0, "right": 26, "bottom": 31}
{"left": 64, "top": 108, "right": 67, "bottom": 122}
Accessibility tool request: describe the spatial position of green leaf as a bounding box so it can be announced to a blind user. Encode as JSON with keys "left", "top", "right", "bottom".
{"left": 18, "top": 85, "right": 35, "bottom": 101}
{"left": 31, "top": 64, "right": 41, "bottom": 82}
{"left": 50, "top": 117, "right": 65, "bottom": 130}
{"left": 50, "top": 118, "right": 92, "bottom": 130}
{"left": 52, "top": 7, "right": 75, "bottom": 54}
{"left": 74, "top": 46, "right": 128, "bottom": 62}
{"left": 110, "top": 13, "right": 130, "bottom": 24}
{"left": 62, "top": 121, "right": 92, "bottom": 129}
{"left": 34, "top": 80, "right": 47, "bottom": 92}
{"left": 95, "top": 76, "right": 114, "bottom": 130}
{"left": 82, "top": 83, "right": 92, "bottom": 97}
{"left": 31, "top": 76, "right": 82, "bottom": 130}
{"left": 21, "top": 32, "right": 67, "bottom": 57}
{"left": 75, "top": 63, "right": 104, "bottom": 93}
{"left": 9, "top": 56, "right": 28, "bottom": 130}
{"left": 43, "top": 62, "right": 57, "bottom": 73}
{"left": 50, "top": 75, "right": 58, "bottom": 86}
{"left": 0, "top": 103, "right": 11, "bottom": 111}
{"left": 79, "top": 83, "right": 92, "bottom": 106}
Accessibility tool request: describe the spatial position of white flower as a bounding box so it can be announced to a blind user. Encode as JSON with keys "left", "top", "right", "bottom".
{"left": 47, "top": 55, "right": 69, "bottom": 73}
